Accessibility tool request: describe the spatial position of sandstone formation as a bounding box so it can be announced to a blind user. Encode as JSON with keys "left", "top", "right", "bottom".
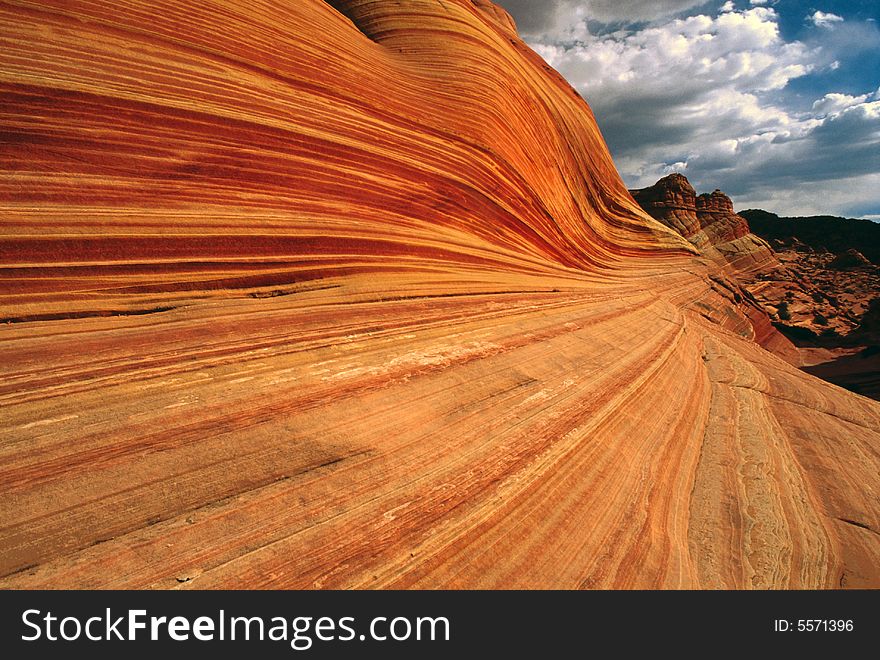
{"left": 740, "top": 210, "right": 879, "bottom": 367}
{"left": 630, "top": 174, "right": 797, "bottom": 362}
{"left": 741, "top": 209, "right": 880, "bottom": 265}
{"left": 828, "top": 249, "right": 873, "bottom": 271}
{"left": 753, "top": 248, "right": 880, "bottom": 342}
{"left": 630, "top": 174, "right": 777, "bottom": 274}
{"left": 632, "top": 175, "right": 880, "bottom": 401}
{"left": 1, "top": 0, "right": 879, "bottom": 589}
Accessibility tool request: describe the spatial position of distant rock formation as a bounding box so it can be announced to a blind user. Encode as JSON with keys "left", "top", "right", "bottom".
{"left": 770, "top": 236, "right": 814, "bottom": 253}
{"left": 758, "top": 247, "right": 880, "bottom": 346}
{"left": 734, "top": 209, "right": 879, "bottom": 354}
{"left": 741, "top": 209, "right": 880, "bottom": 264}
{"left": 629, "top": 173, "right": 704, "bottom": 238}
{"left": 828, "top": 249, "right": 872, "bottom": 271}
{"left": 630, "top": 174, "right": 775, "bottom": 273}
{"left": 630, "top": 174, "right": 794, "bottom": 360}
{"left": 631, "top": 175, "right": 880, "bottom": 392}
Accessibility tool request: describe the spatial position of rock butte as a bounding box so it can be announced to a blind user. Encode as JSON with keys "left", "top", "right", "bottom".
{"left": 632, "top": 174, "right": 880, "bottom": 403}
{"left": 630, "top": 173, "right": 777, "bottom": 275}
{"left": 1, "top": 0, "right": 878, "bottom": 589}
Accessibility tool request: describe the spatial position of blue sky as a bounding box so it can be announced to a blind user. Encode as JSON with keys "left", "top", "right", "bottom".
{"left": 496, "top": 1, "right": 880, "bottom": 218}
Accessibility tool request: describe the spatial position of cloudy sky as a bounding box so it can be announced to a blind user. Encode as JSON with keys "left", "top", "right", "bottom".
{"left": 496, "top": 0, "right": 880, "bottom": 219}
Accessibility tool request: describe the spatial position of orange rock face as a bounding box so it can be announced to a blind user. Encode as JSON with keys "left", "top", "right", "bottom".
{"left": 1, "top": 0, "right": 878, "bottom": 589}
{"left": 631, "top": 174, "right": 799, "bottom": 362}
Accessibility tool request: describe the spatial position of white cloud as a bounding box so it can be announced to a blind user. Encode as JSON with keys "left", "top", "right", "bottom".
{"left": 522, "top": 5, "right": 880, "bottom": 216}
{"left": 809, "top": 11, "right": 844, "bottom": 29}
{"left": 735, "top": 174, "right": 880, "bottom": 217}
{"left": 811, "top": 91, "right": 874, "bottom": 116}
{"left": 801, "top": 18, "right": 880, "bottom": 62}
{"left": 536, "top": 8, "right": 809, "bottom": 96}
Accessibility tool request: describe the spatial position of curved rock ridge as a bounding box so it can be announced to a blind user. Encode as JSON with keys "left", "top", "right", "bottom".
{"left": 0, "top": 0, "right": 691, "bottom": 323}
{"left": 1, "top": 0, "right": 878, "bottom": 589}
{"left": 630, "top": 174, "right": 797, "bottom": 361}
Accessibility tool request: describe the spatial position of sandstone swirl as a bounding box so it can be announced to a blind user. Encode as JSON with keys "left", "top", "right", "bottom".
{"left": 1, "top": 0, "right": 878, "bottom": 589}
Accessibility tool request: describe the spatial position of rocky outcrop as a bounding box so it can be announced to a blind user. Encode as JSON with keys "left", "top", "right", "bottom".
{"left": 630, "top": 174, "right": 776, "bottom": 274}
{"left": 631, "top": 177, "right": 880, "bottom": 401}
{"left": 1, "top": 0, "right": 878, "bottom": 589}
{"left": 741, "top": 209, "right": 880, "bottom": 264}
{"left": 747, "top": 241, "right": 880, "bottom": 345}
{"left": 630, "top": 174, "right": 795, "bottom": 361}
{"left": 828, "top": 249, "right": 872, "bottom": 271}
{"left": 631, "top": 175, "right": 880, "bottom": 378}
{"left": 749, "top": 249, "right": 878, "bottom": 340}
{"left": 735, "top": 210, "right": 880, "bottom": 372}
{"left": 628, "top": 173, "right": 704, "bottom": 238}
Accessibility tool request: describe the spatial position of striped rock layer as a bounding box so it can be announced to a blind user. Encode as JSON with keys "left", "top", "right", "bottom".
{"left": 630, "top": 173, "right": 778, "bottom": 275}
{"left": 1, "top": 0, "right": 878, "bottom": 589}
{"left": 630, "top": 173, "right": 800, "bottom": 364}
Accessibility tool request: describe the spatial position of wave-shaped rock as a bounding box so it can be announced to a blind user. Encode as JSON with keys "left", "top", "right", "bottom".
{"left": 630, "top": 174, "right": 798, "bottom": 361}
{"left": 1, "top": 0, "right": 878, "bottom": 589}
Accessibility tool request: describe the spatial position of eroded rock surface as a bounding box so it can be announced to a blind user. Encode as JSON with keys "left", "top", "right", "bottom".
{"left": 1, "top": 0, "right": 878, "bottom": 589}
